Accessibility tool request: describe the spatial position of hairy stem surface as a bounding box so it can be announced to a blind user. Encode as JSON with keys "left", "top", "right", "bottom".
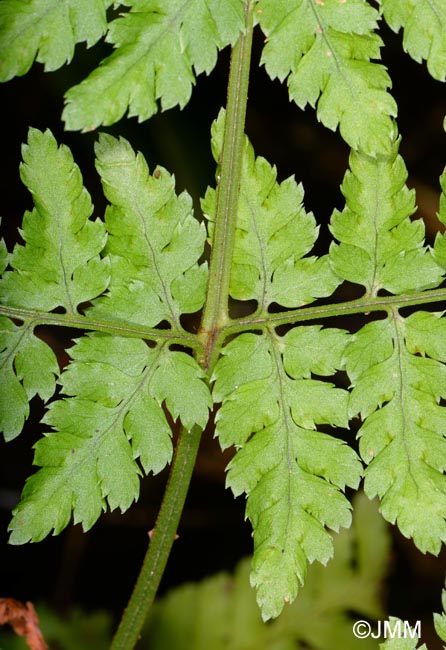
{"left": 198, "top": 0, "right": 256, "bottom": 371}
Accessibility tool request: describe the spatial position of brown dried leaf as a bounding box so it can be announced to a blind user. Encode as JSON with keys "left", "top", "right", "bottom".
{"left": 0, "top": 598, "right": 48, "bottom": 650}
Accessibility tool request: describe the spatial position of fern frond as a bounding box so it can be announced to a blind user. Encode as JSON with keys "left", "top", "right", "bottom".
{"left": 329, "top": 137, "right": 444, "bottom": 296}
{"left": 379, "top": 0, "right": 446, "bottom": 81}
{"left": 345, "top": 310, "right": 446, "bottom": 554}
{"left": 257, "top": 0, "right": 397, "bottom": 156}
{"left": 0, "top": 128, "right": 214, "bottom": 541}
{"left": 0, "top": 129, "right": 109, "bottom": 314}
{"left": 89, "top": 133, "right": 207, "bottom": 333}
{"left": 0, "top": 317, "right": 58, "bottom": 441}
{"left": 213, "top": 327, "right": 362, "bottom": 620}
{"left": 0, "top": 0, "right": 113, "bottom": 81}
{"left": 202, "top": 111, "right": 340, "bottom": 313}
{"left": 62, "top": 0, "right": 245, "bottom": 131}
{"left": 329, "top": 132, "right": 446, "bottom": 554}
{"left": 8, "top": 333, "right": 212, "bottom": 544}
{"left": 0, "top": 128, "right": 109, "bottom": 440}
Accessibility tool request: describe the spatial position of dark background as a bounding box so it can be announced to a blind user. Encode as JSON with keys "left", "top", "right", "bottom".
{"left": 0, "top": 14, "right": 445, "bottom": 648}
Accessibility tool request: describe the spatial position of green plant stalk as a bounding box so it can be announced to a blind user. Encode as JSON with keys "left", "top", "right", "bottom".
{"left": 109, "top": 424, "right": 202, "bottom": 650}
{"left": 109, "top": 4, "right": 256, "bottom": 649}
{"left": 198, "top": 0, "right": 256, "bottom": 371}
{"left": 2, "top": 286, "right": 444, "bottom": 346}
{"left": 0, "top": 305, "right": 201, "bottom": 349}
{"left": 224, "top": 287, "right": 446, "bottom": 332}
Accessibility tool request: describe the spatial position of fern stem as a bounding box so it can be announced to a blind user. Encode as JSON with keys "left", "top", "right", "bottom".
{"left": 198, "top": 0, "right": 256, "bottom": 371}
{"left": 0, "top": 305, "right": 201, "bottom": 349}
{"left": 109, "top": 424, "right": 202, "bottom": 650}
{"left": 223, "top": 287, "right": 446, "bottom": 333}
{"left": 109, "top": 5, "right": 256, "bottom": 648}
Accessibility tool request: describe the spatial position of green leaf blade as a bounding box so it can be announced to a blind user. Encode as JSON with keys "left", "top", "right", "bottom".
{"left": 0, "top": 238, "right": 8, "bottom": 274}
{"left": 62, "top": 0, "right": 245, "bottom": 131}
{"left": 247, "top": 459, "right": 355, "bottom": 619}
{"left": 257, "top": 0, "right": 397, "bottom": 156}
{"left": 434, "top": 169, "right": 446, "bottom": 270}
{"left": 0, "top": 129, "right": 109, "bottom": 314}
{"left": 378, "top": 619, "right": 427, "bottom": 650}
{"left": 213, "top": 328, "right": 362, "bottom": 620}
{"left": 0, "top": 0, "right": 112, "bottom": 81}
{"left": 151, "top": 352, "right": 211, "bottom": 430}
{"left": 329, "top": 137, "right": 444, "bottom": 296}
{"left": 0, "top": 317, "right": 59, "bottom": 441}
{"left": 380, "top": 0, "right": 446, "bottom": 81}
{"left": 89, "top": 133, "right": 207, "bottom": 332}
{"left": 8, "top": 333, "right": 212, "bottom": 542}
{"left": 434, "top": 585, "right": 446, "bottom": 644}
{"left": 203, "top": 112, "right": 340, "bottom": 314}
{"left": 345, "top": 311, "right": 446, "bottom": 554}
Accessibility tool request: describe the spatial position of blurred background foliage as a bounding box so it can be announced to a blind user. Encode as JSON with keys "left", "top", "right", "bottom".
{"left": 1, "top": 495, "right": 443, "bottom": 648}
{"left": 0, "top": 494, "right": 398, "bottom": 649}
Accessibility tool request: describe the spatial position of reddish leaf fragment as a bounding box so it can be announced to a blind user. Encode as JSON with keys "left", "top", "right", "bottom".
{"left": 0, "top": 598, "right": 48, "bottom": 650}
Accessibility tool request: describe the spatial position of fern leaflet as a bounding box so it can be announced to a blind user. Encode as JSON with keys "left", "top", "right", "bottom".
{"left": 0, "top": 317, "right": 58, "bottom": 441}
{"left": 89, "top": 133, "right": 208, "bottom": 333}
{"left": 213, "top": 327, "right": 362, "bottom": 620}
{"left": 63, "top": 0, "right": 245, "bottom": 131}
{"left": 380, "top": 0, "right": 446, "bottom": 81}
{"left": 8, "top": 334, "right": 211, "bottom": 544}
{"left": 0, "top": 129, "right": 109, "bottom": 313}
{"left": 257, "top": 0, "right": 397, "bottom": 156}
{"left": 0, "top": 0, "right": 113, "bottom": 81}
{"left": 381, "top": 583, "right": 446, "bottom": 649}
{"left": 329, "top": 138, "right": 443, "bottom": 295}
{"left": 378, "top": 621, "right": 427, "bottom": 650}
{"left": 434, "top": 584, "right": 446, "bottom": 647}
{"left": 203, "top": 110, "right": 340, "bottom": 312}
{"left": 434, "top": 169, "right": 446, "bottom": 270}
{"left": 345, "top": 312, "right": 446, "bottom": 554}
